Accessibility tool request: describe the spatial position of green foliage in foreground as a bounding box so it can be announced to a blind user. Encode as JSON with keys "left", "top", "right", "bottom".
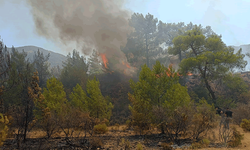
{"left": 128, "top": 61, "right": 190, "bottom": 133}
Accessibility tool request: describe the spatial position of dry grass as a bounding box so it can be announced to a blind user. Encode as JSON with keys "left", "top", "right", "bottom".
{"left": 5, "top": 124, "right": 250, "bottom": 150}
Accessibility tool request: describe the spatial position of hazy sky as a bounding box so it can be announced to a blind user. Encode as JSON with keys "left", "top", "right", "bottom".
{"left": 0, "top": 0, "right": 250, "bottom": 55}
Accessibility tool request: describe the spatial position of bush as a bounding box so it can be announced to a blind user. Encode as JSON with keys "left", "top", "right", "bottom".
{"left": 189, "top": 100, "right": 218, "bottom": 140}
{"left": 89, "top": 136, "right": 103, "bottom": 149}
{"left": 125, "top": 139, "right": 131, "bottom": 150}
{"left": 190, "top": 139, "right": 210, "bottom": 149}
{"left": 227, "top": 127, "right": 244, "bottom": 147}
{"left": 160, "top": 142, "right": 173, "bottom": 150}
{"left": 233, "top": 103, "right": 250, "bottom": 125}
{"left": 202, "top": 138, "right": 210, "bottom": 147}
{"left": 93, "top": 123, "right": 108, "bottom": 134}
{"left": 164, "top": 100, "right": 218, "bottom": 144}
{"left": 0, "top": 113, "right": 9, "bottom": 146}
{"left": 136, "top": 142, "right": 143, "bottom": 150}
{"left": 240, "top": 119, "right": 250, "bottom": 132}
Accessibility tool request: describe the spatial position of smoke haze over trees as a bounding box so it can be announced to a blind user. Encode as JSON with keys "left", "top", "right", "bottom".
{"left": 1, "top": 1, "right": 250, "bottom": 148}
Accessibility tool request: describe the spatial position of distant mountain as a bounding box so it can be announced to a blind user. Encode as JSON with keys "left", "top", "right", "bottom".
{"left": 8, "top": 46, "right": 67, "bottom": 69}
{"left": 7, "top": 44, "right": 250, "bottom": 71}
{"left": 231, "top": 44, "right": 250, "bottom": 71}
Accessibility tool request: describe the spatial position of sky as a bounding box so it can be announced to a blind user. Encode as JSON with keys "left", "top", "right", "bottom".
{"left": 0, "top": 0, "right": 250, "bottom": 56}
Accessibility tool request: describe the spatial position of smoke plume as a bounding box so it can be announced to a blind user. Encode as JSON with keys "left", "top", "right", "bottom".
{"left": 26, "top": 0, "right": 134, "bottom": 73}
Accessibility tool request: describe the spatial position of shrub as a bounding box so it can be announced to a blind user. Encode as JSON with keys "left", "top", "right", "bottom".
{"left": 136, "top": 142, "right": 143, "bottom": 150}
{"left": 89, "top": 136, "right": 103, "bottom": 149}
{"left": 160, "top": 142, "right": 173, "bottom": 150}
{"left": 0, "top": 113, "right": 9, "bottom": 146}
{"left": 93, "top": 123, "right": 108, "bottom": 134}
{"left": 202, "top": 138, "right": 210, "bottom": 147}
{"left": 227, "top": 127, "right": 244, "bottom": 147}
{"left": 165, "top": 105, "right": 194, "bottom": 144}
{"left": 240, "top": 119, "right": 250, "bottom": 132}
{"left": 125, "top": 139, "right": 131, "bottom": 150}
{"left": 189, "top": 100, "right": 218, "bottom": 140}
{"left": 190, "top": 139, "right": 210, "bottom": 149}
{"left": 232, "top": 103, "right": 250, "bottom": 125}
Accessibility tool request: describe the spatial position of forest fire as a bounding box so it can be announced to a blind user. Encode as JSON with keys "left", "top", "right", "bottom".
{"left": 122, "top": 61, "right": 131, "bottom": 69}
{"left": 100, "top": 53, "right": 108, "bottom": 68}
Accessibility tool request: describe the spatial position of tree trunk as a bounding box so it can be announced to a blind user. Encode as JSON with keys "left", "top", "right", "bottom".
{"left": 204, "top": 78, "right": 216, "bottom": 104}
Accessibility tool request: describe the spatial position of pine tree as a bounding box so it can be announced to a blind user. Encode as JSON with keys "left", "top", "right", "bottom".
{"left": 33, "top": 49, "right": 50, "bottom": 87}
{"left": 88, "top": 49, "right": 103, "bottom": 75}
{"left": 43, "top": 77, "right": 67, "bottom": 115}
{"left": 70, "top": 84, "right": 88, "bottom": 112}
{"left": 87, "top": 77, "right": 113, "bottom": 120}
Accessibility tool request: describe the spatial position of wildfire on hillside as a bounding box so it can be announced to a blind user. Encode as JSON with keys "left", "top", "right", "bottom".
{"left": 100, "top": 53, "right": 108, "bottom": 69}
{"left": 98, "top": 52, "right": 136, "bottom": 76}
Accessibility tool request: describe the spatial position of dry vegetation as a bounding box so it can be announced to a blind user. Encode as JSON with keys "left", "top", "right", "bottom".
{"left": 1, "top": 119, "right": 250, "bottom": 150}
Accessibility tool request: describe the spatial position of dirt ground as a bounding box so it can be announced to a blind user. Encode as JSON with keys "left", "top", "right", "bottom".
{"left": 3, "top": 124, "right": 250, "bottom": 149}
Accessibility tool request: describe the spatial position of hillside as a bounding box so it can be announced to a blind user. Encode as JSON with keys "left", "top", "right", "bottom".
{"left": 8, "top": 46, "right": 67, "bottom": 68}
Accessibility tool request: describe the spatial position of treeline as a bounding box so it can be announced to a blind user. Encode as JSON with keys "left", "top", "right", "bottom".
{"left": 0, "top": 12, "right": 250, "bottom": 149}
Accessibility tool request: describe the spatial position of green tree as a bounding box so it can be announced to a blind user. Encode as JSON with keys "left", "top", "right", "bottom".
{"left": 0, "top": 39, "right": 11, "bottom": 113}
{"left": 129, "top": 61, "right": 190, "bottom": 134}
{"left": 60, "top": 50, "right": 88, "bottom": 95}
{"left": 215, "top": 73, "right": 248, "bottom": 107}
{"left": 123, "top": 13, "right": 161, "bottom": 68}
{"left": 169, "top": 26, "right": 247, "bottom": 104}
{"left": 87, "top": 77, "right": 113, "bottom": 120}
{"left": 33, "top": 49, "right": 50, "bottom": 87}
{"left": 43, "top": 77, "right": 67, "bottom": 115}
{"left": 158, "top": 22, "right": 218, "bottom": 62}
{"left": 70, "top": 84, "right": 88, "bottom": 112}
{"left": 88, "top": 49, "right": 103, "bottom": 75}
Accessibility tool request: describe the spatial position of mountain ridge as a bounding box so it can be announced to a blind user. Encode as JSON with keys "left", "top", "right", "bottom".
{"left": 7, "top": 46, "right": 67, "bottom": 68}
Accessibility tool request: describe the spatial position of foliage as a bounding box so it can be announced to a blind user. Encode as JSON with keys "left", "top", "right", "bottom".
{"left": 240, "top": 119, "right": 250, "bottom": 132}
{"left": 93, "top": 123, "right": 108, "bottom": 134}
{"left": 160, "top": 142, "right": 173, "bottom": 150}
{"left": 89, "top": 136, "right": 103, "bottom": 149}
{"left": 69, "top": 83, "right": 88, "bottom": 112}
{"left": 165, "top": 104, "right": 193, "bottom": 144}
{"left": 3, "top": 49, "right": 36, "bottom": 144}
{"left": 191, "top": 139, "right": 210, "bottom": 149}
{"left": 96, "top": 71, "right": 132, "bottom": 125}
{"left": 214, "top": 73, "right": 248, "bottom": 106}
{"left": 60, "top": 49, "right": 88, "bottom": 96}
{"left": 169, "top": 26, "right": 247, "bottom": 104}
{"left": 43, "top": 77, "right": 67, "bottom": 115}
{"left": 123, "top": 13, "right": 161, "bottom": 68}
{"left": 227, "top": 127, "right": 244, "bottom": 147}
{"left": 88, "top": 49, "right": 103, "bottom": 75}
{"left": 33, "top": 49, "right": 50, "bottom": 87}
{"left": 164, "top": 100, "right": 217, "bottom": 144}
{"left": 87, "top": 77, "right": 113, "bottom": 120}
{"left": 136, "top": 142, "right": 143, "bottom": 150}
{"left": 190, "top": 99, "right": 218, "bottom": 140}
{"left": 129, "top": 61, "right": 190, "bottom": 134}
{"left": 124, "top": 139, "right": 131, "bottom": 150}
{"left": 0, "top": 39, "right": 11, "bottom": 104}
{"left": 232, "top": 103, "right": 250, "bottom": 125}
{"left": 0, "top": 113, "right": 9, "bottom": 146}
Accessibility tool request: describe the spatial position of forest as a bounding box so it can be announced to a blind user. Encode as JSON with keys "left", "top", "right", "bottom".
{"left": 1, "top": 13, "right": 250, "bottom": 149}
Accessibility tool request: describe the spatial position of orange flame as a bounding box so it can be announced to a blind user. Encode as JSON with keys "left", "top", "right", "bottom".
{"left": 100, "top": 53, "right": 108, "bottom": 68}
{"left": 122, "top": 61, "right": 131, "bottom": 69}
{"left": 126, "top": 63, "right": 131, "bottom": 68}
